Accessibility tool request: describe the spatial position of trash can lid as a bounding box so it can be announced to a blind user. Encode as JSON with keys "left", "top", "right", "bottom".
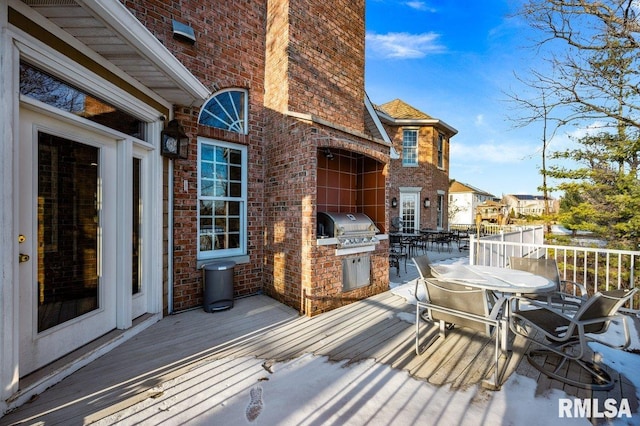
{"left": 202, "top": 260, "right": 236, "bottom": 271}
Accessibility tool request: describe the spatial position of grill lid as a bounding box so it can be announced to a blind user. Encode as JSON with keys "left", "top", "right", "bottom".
{"left": 317, "top": 212, "right": 379, "bottom": 247}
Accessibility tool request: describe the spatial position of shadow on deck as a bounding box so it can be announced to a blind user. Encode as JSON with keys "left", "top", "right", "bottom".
{"left": 2, "top": 259, "right": 639, "bottom": 424}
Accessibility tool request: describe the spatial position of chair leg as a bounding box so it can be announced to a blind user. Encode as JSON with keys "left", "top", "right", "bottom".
{"left": 481, "top": 321, "right": 503, "bottom": 391}
{"left": 415, "top": 306, "right": 439, "bottom": 355}
{"left": 526, "top": 349, "right": 614, "bottom": 391}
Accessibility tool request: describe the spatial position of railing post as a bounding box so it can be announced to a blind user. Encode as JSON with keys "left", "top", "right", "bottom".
{"left": 469, "top": 234, "right": 476, "bottom": 265}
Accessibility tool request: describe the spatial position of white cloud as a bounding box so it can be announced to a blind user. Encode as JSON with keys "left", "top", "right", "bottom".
{"left": 451, "top": 140, "right": 536, "bottom": 164}
{"left": 547, "top": 120, "right": 609, "bottom": 151}
{"left": 366, "top": 31, "right": 445, "bottom": 59}
{"left": 404, "top": 1, "right": 437, "bottom": 12}
{"left": 474, "top": 114, "right": 485, "bottom": 126}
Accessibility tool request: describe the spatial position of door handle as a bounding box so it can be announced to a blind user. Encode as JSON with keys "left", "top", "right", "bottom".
{"left": 19, "top": 253, "right": 30, "bottom": 263}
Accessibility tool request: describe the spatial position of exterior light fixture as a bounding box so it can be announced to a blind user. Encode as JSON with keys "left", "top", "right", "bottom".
{"left": 172, "top": 20, "right": 196, "bottom": 44}
{"left": 161, "top": 119, "right": 189, "bottom": 159}
{"left": 391, "top": 197, "right": 398, "bottom": 208}
{"left": 423, "top": 197, "right": 430, "bottom": 208}
{"left": 323, "top": 147, "right": 334, "bottom": 160}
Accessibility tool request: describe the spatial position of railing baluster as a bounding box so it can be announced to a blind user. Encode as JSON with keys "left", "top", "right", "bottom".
{"left": 471, "top": 226, "right": 639, "bottom": 312}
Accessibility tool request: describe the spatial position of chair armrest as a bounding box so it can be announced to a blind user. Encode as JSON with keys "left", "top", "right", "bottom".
{"left": 560, "top": 279, "right": 588, "bottom": 297}
{"left": 414, "top": 278, "right": 426, "bottom": 302}
{"left": 512, "top": 297, "right": 578, "bottom": 322}
{"left": 577, "top": 314, "right": 631, "bottom": 350}
{"left": 488, "top": 295, "right": 509, "bottom": 321}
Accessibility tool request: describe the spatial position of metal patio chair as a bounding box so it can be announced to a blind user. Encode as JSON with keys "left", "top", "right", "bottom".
{"left": 508, "top": 256, "right": 588, "bottom": 310}
{"left": 416, "top": 278, "right": 509, "bottom": 390}
{"left": 510, "top": 288, "right": 638, "bottom": 390}
{"left": 389, "top": 234, "right": 408, "bottom": 276}
{"left": 432, "top": 231, "right": 453, "bottom": 253}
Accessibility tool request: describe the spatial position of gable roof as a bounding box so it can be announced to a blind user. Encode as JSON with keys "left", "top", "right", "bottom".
{"left": 449, "top": 181, "right": 495, "bottom": 197}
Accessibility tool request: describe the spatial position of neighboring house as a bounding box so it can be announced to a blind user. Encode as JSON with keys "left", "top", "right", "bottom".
{"left": 503, "top": 194, "right": 557, "bottom": 217}
{"left": 1, "top": 0, "right": 414, "bottom": 412}
{"left": 376, "top": 99, "right": 457, "bottom": 231}
{"left": 448, "top": 181, "right": 496, "bottom": 225}
{"left": 476, "top": 200, "right": 509, "bottom": 224}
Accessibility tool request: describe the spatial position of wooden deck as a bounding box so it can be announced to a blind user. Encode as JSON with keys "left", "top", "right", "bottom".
{"left": 1, "top": 290, "right": 638, "bottom": 425}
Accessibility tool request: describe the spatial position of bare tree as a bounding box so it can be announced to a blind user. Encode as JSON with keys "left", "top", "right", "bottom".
{"left": 508, "top": 0, "right": 640, "bottom": 248}
{"left": 519, "top": 0, "right": 640, "bottom": 129}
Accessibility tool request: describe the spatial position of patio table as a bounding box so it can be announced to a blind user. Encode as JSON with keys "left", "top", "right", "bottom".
{"left": 390, "top": 232, "right": 422, "bottom": 256}
{"left": 430, "top": 264, "right": 555, "bottom": 295}
{"left": 429, "top": 264, "right": 556, "bottom": 351}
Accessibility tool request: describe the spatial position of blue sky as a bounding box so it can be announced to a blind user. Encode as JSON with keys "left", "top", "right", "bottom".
{"left": 365, "top": 0, "right": 559, "bottom": 198}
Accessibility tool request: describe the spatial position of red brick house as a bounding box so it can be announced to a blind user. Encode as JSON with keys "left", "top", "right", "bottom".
{"left": 0, "top": 0, "right": 456, "bottom": 412}
{"left": 376, "top": 99, "right": 457, "bottom": 231}
{"left": 0, "top": 0, "right": 395, "bottom": 411}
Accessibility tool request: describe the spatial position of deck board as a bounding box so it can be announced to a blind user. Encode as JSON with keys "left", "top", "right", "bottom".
{"left": 1, "top": 292, "right": 637, "bottom": 425}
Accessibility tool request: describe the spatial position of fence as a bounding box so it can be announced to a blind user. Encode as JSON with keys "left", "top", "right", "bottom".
{"left": 449, "top": 223, "right": 539, "bottom": 236}
{"left": 469, "top": 228, "right": 640, "bottom": 311}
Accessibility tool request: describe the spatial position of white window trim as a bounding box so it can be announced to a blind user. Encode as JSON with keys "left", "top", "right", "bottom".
{"left": 197, "top": 137, "right": 248, "bottom": 260}
{"left": 402, "top": 128, "right": 419, "bottom": 167}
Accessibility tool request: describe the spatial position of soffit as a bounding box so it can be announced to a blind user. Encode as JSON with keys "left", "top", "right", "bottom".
{"left": 18, "top": 0, "right": 210, "bottom": 108}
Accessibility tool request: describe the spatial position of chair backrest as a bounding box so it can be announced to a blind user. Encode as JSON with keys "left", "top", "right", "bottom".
{"left": 572, "top": 288, "right": 638, "bottom": 335}
{"left": 412, "top": 255, "right": 434, "bottom": 280}
{"left": 509, "top": 257, "right": 561, "bottom": 290}
{"left": 425, "top": 279, "right": 490, "bottom": 334}
{"left": 389, "top": 235, "right": 405, "bottom": 255}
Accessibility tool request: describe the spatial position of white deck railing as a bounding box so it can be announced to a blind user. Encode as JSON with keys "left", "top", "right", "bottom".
{"left": 468, "top": 228, "right": 640, "bottom": 311}
{"left": 450, "top": 223, "right": 538, "bottom": 236}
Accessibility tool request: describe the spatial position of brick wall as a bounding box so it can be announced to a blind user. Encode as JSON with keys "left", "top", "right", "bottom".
{"left": 124, "top": 0, "right": 390, "bottom": 315}
{"left": 123, "top": 0, "right": 267, "bottom": 312}
{"left": 265, "top": 0, "right": 366, "bottom": 131}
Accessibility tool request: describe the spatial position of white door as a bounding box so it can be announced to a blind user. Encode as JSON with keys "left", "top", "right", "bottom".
{"left": 18, "top": 108, "right": 118, "bottom": 375}
{"left": 400, "top": 192, "right": 420, "bottom": 232}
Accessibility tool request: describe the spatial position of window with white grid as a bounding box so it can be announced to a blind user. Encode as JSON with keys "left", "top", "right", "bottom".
{"left": 402, "top": 129, "right": 418, "bottom": 166}
{"left": 197, "top": 138, "right": 247, "bottom": 258}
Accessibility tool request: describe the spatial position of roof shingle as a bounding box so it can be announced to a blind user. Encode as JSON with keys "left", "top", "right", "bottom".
{"left": 377, "top": 99, "right": 432, "bottom": 120}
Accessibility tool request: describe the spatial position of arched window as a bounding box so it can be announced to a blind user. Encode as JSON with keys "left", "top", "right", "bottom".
{"left": 198, "top": 89, "right": 248, "bottom": 134}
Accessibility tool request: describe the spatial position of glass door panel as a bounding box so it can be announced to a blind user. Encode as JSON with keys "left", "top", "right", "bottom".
{"left": 132, "top": 157, "right": 141, "bottom": 295}
{"left": 37, "top": 133, "right": 100, "bottom": 332}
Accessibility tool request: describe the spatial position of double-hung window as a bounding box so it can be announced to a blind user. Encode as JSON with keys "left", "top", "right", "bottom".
{"left": 402, "top": 129, "right": 418, "bottom": 167}
{"left": 436, "top": 193, "right": 445, "bottom": 228}
{"left": 437, "top": 133, "right": 444, "bottom": 168}
{"left": 198, "top": 138, "right": 247, "bottom": 259}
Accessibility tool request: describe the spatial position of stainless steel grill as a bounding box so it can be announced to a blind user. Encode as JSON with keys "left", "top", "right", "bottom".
{"left": 317, "top": 212, "right": 379, "bottom": 248}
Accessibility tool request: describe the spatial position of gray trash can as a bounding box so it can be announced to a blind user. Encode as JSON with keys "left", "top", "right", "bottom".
{"left": 202, "top": 260, "right": 235, "bottom": 312}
